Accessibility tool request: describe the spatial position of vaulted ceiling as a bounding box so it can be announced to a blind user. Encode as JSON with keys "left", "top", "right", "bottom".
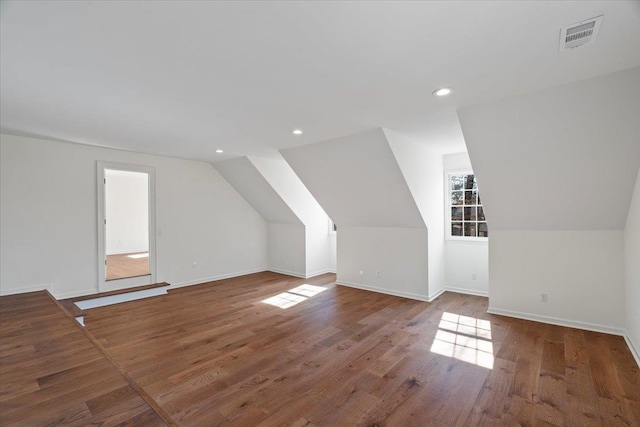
{"left": 2, "top": 1, "right": 639, "bottom": 161}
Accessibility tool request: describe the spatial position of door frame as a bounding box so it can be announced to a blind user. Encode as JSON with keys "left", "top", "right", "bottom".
{"left": 97, "top": 161, "right": 157, "bottom": 292}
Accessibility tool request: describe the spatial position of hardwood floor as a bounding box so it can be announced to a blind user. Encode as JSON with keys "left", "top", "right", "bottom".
{"left": 0, "top": 291, "right": 169, "bottom": 426}
{"left": 2, "top": 272, "right": 638, "bottom": 426}
{"left": 75, "top": 272, "right": 638, "bottom": 426}
{"left": 106, "top": 252, "right": 149, "bottom": 281}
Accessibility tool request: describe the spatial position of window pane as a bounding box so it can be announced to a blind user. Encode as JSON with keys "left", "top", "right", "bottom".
{"left": 478, "top": 206, "right": 485, "bottom": 221}
{"left": 464, "top": 190, "right": 477, "bottom": 205}
{"left": 464, "top": 207, "right": 476, "bottom": 221}
{"left": 464, "top": 175, "right": 475, "bottom": 190}
{"left": 464, "top": 223, "right": 477, "bottom": 237}
{"left": 451, "top": 222, "right": 463, "bottom": 236}
{"left": 478, "top": 222, "right": 488, "bottom": 237}
{"left": 451, "top": 191, "right": 463, "bottom": 205}
{"left": 451, "top": 175, "right": 463, "bottom": 191}
{"left": 451, "top": 207, "right": 463, "bottom": 221}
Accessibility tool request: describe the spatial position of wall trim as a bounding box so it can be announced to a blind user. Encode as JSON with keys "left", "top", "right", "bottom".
{"left": 169, "top": 267, "right": 268, "bottom": 289}
{"left": 487, "top": 306, "right": 625, "bottom": 336}
{"left": 53, "top": 288, "right": 101, "bottom": 300}
{"left": 336, "top": 280, "right": 430, "bottom": 302}
{"left": 624, "top": 334, "right": 640, "bottom": 368}
{"left": 428, "top": 288, "right": 446, "bottom": 302}
{"left": 267, "top": 268, "right": 306, "bottom": 279}
{"left": 444, "top": 286, "right": 489, "bottom": 298}
{"left": 305, "top": 269, "right": 336, "bottom": 279}
{"left": 0, "top": 283, "right": 52, "bottom": 296}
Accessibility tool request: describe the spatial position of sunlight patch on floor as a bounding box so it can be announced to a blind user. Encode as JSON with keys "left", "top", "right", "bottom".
{"left": 430, "top": 312, "right": 494, "bottom": 369}
{"left": 262, "top": 284, "right": 327, "bottom": 309}
{"left": 127, "top": 253, "right": 149, "bottom": 259}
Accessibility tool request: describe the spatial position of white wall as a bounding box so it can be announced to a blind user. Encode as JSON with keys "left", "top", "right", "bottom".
{"left": 249, "top": 155, "right": 334, "bottom": 277}
{"left": 488, "top": 230, "right": 625, "bottom": 334}
{"left": 105, "top": 170, "right": 149, "bottom": 255}
{"left": 625, "top": 169, "right": 640, "bottom": 364}
{"left": 0, "top": 134, "right": 268, "bottom": 298}
{"left": 459, "top": 67, "right": 640, "bottom": 231}
{"left": 337, "top": 226, "right": 429, "bottom": 301}
{"left": 459, "top": 69, "right": 640, "bottom": 334}
{"left": 385, "top": 130, "right": 445, "bottom": 299}
{"left": 443, "top": 152, "right": 489, "bottom": 296}
{"left": 267, "top": 223, "right": 306, "bottom": 277}
{"left": 282, "top": 129, "right": 428, "bottom": 299}
{"left": 281, "top": 128, "right": 425, "bottom": 228}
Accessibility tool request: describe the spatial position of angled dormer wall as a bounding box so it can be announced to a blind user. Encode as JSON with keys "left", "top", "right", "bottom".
{"left": 281, "top": 128, "right": 431, "bottom": 300}
{"left": 384, "top": 129, "right": 446, "bottom": 299}
{"left": 249, "top": 155, "right": 334, "bottom": 277}
{"left": 458, "top": 67, "right": 640, "bottom": 334}
{"left": 214, "top": 157, "right": 306, "bottom": 277}
{"left": 214, "top": 155, "right": 334, "bottom": 278}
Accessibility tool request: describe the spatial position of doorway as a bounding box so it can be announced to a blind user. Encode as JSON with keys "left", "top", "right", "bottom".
{"left": 97, "top": 162, "right": 156, "bottom": 292}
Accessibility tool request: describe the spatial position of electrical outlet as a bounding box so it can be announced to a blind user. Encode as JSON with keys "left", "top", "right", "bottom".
{"left": 540, "top": 292, "right": 548, "bottom": 302}
{"left": 359, "top": 270, "right": 364, "bottom": 276}
{"left": 376, "top": 271, "right": 382, "bottom": 278}
{"left": 192, "top": 262, "right": 197, "bottom": 268}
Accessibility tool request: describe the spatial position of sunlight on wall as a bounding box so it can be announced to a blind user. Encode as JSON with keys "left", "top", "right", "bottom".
{"left": 430, "top": 312, "right": 494, "bottom": 369}
{"left": 262, "top": 284, "right": 327, "bottom": 309}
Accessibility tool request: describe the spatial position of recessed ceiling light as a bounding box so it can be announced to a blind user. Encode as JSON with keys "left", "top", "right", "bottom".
{"left": 215, "top": 149, "right": 224, "bottom": 153}
{"left": 293, "top": 129, "right": 303, "bottom": 135}
{"left": 433, "top": 87, "right": 452, "bottom": 97}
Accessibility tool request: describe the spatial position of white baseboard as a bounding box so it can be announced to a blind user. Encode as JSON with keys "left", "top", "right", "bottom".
{"left": 268, "top": 268, "right": 306, "bottom": 279}
{"left": 444, "top": 286, "right": 489, "bottom": 298}
{"left": 106, "top": 249, "right": 149, "bottom": 256}
{"left": 624, "top": 334, "right": 640, "bottom": 368}
{"left": 487, "top": 306, "right": 626, "bottom": 336}
{"left": 304, "top": 269, "right": 336, "bottom": 279}
{"left": 53, "top": 288, "right": 100, "bottom": 300}
{"left": 428, "top": 288, "right": 446, "bottom": 302}
{"left": 336, "top": 280, "right": 430, "bottom": 302}
{"left": 171, "top": 267, "right": 268, "bottom": 289}
{"left": 267, "top": 268, "right": 336, "bottom": 279}
{"left": 0, "top": 283, "right": 52, "bottom": 296}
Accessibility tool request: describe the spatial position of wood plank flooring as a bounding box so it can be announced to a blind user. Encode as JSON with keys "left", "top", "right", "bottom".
{"left": 106, "top": 252, "right": 149, "bottom": 281}
{"left": 74, "top": 272, "right": 638, "bottom": 426}
{"left": 0, "top": 291, "right": 169, "bottom": 426}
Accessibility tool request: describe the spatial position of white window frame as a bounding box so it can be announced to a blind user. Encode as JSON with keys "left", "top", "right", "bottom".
{"left": 328, "top": 218, "right": 337, "bottom": 235}
{"left": 444, "top": 169, "right": 488, "bottom": 242}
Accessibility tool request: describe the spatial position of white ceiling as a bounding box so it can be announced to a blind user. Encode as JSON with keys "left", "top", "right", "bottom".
{"left": 1, "top": 1, "right": 639, "bottom": 162}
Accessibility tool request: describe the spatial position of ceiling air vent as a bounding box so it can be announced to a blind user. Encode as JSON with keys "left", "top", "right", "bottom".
{"left": 559, "top": 15, "right": 603, "bottom": 52}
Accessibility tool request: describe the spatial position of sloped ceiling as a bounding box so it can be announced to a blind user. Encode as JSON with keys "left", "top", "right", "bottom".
{"left": 458, "top": 67, "right": 640, "bottom": 230}
{"left": 281, "top": 128, "right": 424, "bottom": 228}
{"left": 213, "top": 158, "right": 302, "bottom": 225}
{"left": 249, "top": 155, "right": 328, "bottom": 226}
{"left": 2, "top": 1, "right": 640, "bottom": 161}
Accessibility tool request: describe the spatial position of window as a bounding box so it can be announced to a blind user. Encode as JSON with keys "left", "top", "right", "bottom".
{"left": 448, "top": 173, "right": 488, "bottom": 239}
{"left": 328, "top": 219, "right": 337, "bottom": 234}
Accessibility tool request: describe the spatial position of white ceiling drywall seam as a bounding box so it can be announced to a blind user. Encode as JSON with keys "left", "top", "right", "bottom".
{"left": 213, "top": 157, "right": 303, "bottom": 225}
{"left": 458, "top": 67, "right": 640, "bottom": 231}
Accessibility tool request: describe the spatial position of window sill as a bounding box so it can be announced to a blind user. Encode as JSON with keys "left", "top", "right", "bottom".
{"left": 445, "top": 237, "right": 489, "bottom": 244}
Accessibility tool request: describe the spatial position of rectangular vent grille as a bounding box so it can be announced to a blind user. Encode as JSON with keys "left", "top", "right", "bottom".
{"left": 559, "top": 15, "right": 603, "bottom": 52}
